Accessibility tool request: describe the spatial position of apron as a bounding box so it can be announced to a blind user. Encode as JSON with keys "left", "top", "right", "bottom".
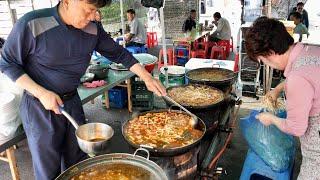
{"left": 289, "top": 46, "right": 320, "bottom": 180}
{"left": 298, "top": 113, "right": 320, "bottom": 180}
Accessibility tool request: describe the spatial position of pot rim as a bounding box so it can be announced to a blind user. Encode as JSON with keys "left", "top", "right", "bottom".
{"left": 56, "top": 149, "right": 168, "bottom": 180}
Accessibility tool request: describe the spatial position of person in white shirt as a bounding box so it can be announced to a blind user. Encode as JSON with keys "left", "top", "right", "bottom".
{"left": 209, "top": 12, "right": 231, "bottom": 42}
{"left": 125, "top": 9, "right": 147, "bottom": 47}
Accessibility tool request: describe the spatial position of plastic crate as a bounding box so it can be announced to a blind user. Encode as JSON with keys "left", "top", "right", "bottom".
{"left": 131, "top": 76, "right": 154, "bottom": 110}
{"left": 132, "top": 97, "right": 154, "bottom": 111}
{"left": 108, "top": 87, "right": 128, "bottom": 108}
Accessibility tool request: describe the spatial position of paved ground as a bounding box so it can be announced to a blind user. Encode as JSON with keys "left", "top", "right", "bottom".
{"left": 0, "top": 96, "right": 302, "bottom": 180}
{"left": 0, "top": 46, "right": 302, "bottom": 180}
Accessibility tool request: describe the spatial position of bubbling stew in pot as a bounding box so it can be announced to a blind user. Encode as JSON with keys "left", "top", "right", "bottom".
{"left": 71, "top": 163, "right": 151, "bottom": 180}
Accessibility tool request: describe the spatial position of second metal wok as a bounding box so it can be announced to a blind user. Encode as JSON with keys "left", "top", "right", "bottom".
{"left": 122, "top": 109, "right": 206, "bottom": 157}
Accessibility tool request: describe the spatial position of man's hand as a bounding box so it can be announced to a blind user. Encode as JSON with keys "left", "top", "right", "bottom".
{"left": 15, "top": 74, "right": 64, "bottom": 114}
{"left": 255, "top": 112, "right": 276, "bottom": 126}
{"left": 129, "top": 63, "right": 166, "bottom": 96}
{"left": 144, "top": 76, "right": 166, "bottom": 97}
{"left": 37, "top": 90, "right": 63, "bottom": 114}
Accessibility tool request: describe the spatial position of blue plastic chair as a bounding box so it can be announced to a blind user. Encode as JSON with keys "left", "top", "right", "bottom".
{"left": 240, "top": 149, "right": 294, "bottom": 180}
{"left": 126, "top": 46, "right": 142, "bottom": 54}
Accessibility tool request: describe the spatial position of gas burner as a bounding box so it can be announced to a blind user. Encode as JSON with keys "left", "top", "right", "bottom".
{"left": 151, "top": 147, "right": 200, "bottom": 180}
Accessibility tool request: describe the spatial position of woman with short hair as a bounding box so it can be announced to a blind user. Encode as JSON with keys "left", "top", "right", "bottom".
{"left": 245, "top": 17, "right": 320, "bottom": 180}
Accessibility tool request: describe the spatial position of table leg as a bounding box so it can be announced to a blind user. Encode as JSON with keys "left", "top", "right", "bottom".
{"left": 127, "top": 79, "right": 132, "bottom": 112}
{"left": 104, "top": 91, "right": 110, "bottom": 109}
{"left": 6, "top": 147, "right": 20, "bottom": 180}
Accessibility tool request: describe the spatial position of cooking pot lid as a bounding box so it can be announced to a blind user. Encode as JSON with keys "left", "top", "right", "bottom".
{"left": 160, "top": 65, "right": 185, "bottom": 75}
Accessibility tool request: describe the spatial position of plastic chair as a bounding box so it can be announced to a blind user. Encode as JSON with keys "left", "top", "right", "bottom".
{"left": 240, "top": 149, "right": 294, "bottom": 180}
{"left": 147, "top": 32, "right": 158, "bottom": 48}
{"left": 210, "top": 46, "right": 226, "bottom": 60}
{"left": 233, "top": 53, "right": 239, "bottom": 72}
{"left": 192, "top": 42, "right": 210, "bottom": 58}
{"left": 126, "top": 46, "right": 142, "bottom": 54}
{"left": 158, "top": 48, "right": 174, "bottom": 70}
{"left": 217, "top": 40, "right": 230, "bottom": 57}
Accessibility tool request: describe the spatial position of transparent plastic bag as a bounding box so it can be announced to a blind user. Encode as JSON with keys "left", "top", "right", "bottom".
{"left": 240, "top": 109, "right": 295, "bottom": 172}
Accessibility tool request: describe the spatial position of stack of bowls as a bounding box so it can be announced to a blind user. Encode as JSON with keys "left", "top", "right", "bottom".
{"left": 0, "top": 92, "right": 21, "bottom": 142}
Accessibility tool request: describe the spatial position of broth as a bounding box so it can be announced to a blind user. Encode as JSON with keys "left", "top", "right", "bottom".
{"left": 88, "top": 138, "right": 106, "bottom": 142}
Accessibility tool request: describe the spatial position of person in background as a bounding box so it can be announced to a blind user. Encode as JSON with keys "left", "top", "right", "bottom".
{"left": 209, "top": 12, "right": 231, "bottom": 42}
{"left": 0, "top": 0, "right": 166, "bottom": 179}
{"left": 182, "top": 9, "right": 196, "bottom": 32}
{"left": 245, "top": 17, "right": 320, "bottom": 179}
{"left": 288, "top": 2, "right": 309, "bottom": 29}
{"left": 290, "top": 12, "right": 309, "bottom": 41}
{"left": 125, "top": 9, "right": 147, "bottom": 47}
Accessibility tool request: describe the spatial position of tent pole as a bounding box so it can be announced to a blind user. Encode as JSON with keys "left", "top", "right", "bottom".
{"left": 120, "top": 0, "right": 126, "bottom": 48}
{"left": 160, "top": 1, "right": 168, "bottom": 87}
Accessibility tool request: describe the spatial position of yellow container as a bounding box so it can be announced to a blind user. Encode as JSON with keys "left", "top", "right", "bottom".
{"left": 280, "top": 20, "right": 295, "bottom": 36}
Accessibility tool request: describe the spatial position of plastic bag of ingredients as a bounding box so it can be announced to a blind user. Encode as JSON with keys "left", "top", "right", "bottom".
{"left": 240, "top": 109, "right": 295, "bottom": 172}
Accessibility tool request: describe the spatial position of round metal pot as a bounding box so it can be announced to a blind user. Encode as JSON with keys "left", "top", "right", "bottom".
{"left": 159, "top": 65, "right": 186, "bottom": 87}
{"left": 122, "top": 109, "right": 206, "bottom": 157}
{"left": 88, "top": 64, "right": 109, "bottom": 80}
{"left": 56, "top": 148, "right": 168, "bottom": 180}
{"left": 186, "top": 67, "right": 237, "bottom": 92}
{"left": 76, "top": 123, "right": 114, "bottom": 156}
{"left": 164, "top": 84, "right": 225, "bottom": 134}
{"left": 165, "top": 84, "right": 225, "bottom": 110}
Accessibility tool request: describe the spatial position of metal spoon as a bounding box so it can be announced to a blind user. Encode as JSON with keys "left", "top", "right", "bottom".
{"left": 163, "top": 95, "right": 198, "bottom": 127}
{"left": 59, "top": 106, "right": 79, "bottom": 129}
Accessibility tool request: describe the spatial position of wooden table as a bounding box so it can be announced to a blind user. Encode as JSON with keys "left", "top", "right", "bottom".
{"left": 0, "top": 69, "right": 135, "bottom": 180}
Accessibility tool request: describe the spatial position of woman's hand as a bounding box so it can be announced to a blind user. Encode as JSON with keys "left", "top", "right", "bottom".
{"left": 255, "top": 112, "right": 276, "bottom": 126}
{"left": 37, "top": 90, "right": 63, "bottom": 114}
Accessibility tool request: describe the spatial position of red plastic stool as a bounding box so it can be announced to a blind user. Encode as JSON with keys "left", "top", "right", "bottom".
{"left": 158, "top": 48, "right": 174, "bottom": 70}
{"left": 147, "top": 32, "right": 158, "bottom": 48}
{"left": 210, "top": 46, "right": 226, "bottom": 60}
{"left": 192, "top": 42, "right": 210, "bottom": 58}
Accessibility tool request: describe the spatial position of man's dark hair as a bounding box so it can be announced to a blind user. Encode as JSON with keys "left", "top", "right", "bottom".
{"left": 290, "top": 12, "right": 302, "bottom": 20}
{"left": 86, "top": 0, "right": 111, "bottom": 8}
{"left": 190, "top": 9, "right": 196, "bottom": 13}
{"left": 213, "top": 12, "right": 221, "bottom": 19}
{"left": 127, "top": 9, "right": 136, "bottom": 15}
{"left": 245, "top": 17, "right": 294, "bottom": 61}
{"left": 297, "top": 2, "right": 304, "bottom": 6}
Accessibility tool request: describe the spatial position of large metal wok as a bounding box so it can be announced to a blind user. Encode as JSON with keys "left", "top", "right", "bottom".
{"left": 165, "top": 84, "right": 225, "bottom": 110}
{"left": 186, "top": 67, "right": 237, "bottom": 92}
{"left": 56, "top": 148, "right": 168, "bottom": 180}
{"left": 164, "top": 84, "right": 225, "bottom": 134}
{"left": 122, "top": 109, "right": 206, "bottom": 157}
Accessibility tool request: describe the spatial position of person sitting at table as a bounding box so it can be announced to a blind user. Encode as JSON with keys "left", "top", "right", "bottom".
{"left": 209, "top": 12, "right": 231, "bottom": 42}
{"left": 125, "top": 9, "right": 147, "bottom": 47}
{"left": 289, "top": 12, "right": 309, "bottom": 41}
{"left": 182, "top": 9, "right": 196, "bottom": 32}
